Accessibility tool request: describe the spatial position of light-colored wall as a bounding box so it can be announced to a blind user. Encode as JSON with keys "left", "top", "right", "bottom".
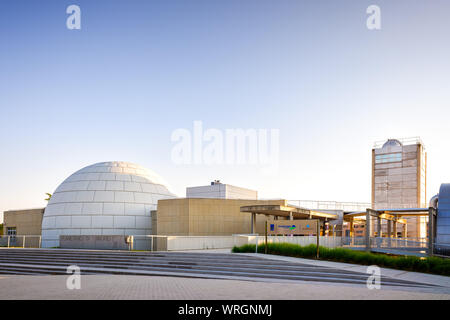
{"left": 186, "top": 184, "right": 257, "bottom": 200}
{"left": 186, "top": 184, "right": 226, "bottom": 199}
{"left": 225, "top": 185, "right": 258, "bottom": 200}
{"left": 164, "top": 235, "right": 342, "bottom": 251}
{"left": 156, "top": 198, "right": 286, "bottom": 236}
{"left": 3, "top": 208, "right": 45, "bottom": 236}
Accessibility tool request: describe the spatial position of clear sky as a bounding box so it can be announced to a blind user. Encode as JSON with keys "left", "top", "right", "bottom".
{"left": 1, "top": 0, "right": 450, "bottom": 220}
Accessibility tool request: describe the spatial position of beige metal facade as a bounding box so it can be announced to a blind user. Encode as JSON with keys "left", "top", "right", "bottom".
{"left": 3, "top": 208, "right": 45, "bottom": 236}
{"left": 156, "top": 198, "right": 287, "bottom": 236}
{"left": 372, "top": 139, "right": 427, "bottom": 238}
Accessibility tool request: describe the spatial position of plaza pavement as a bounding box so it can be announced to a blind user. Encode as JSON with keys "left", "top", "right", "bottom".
{"left": 0, "top": 249, "right": 449, "bottom": 300}
{"left": 0, "top": 274, "right": 449, "bottom": 300}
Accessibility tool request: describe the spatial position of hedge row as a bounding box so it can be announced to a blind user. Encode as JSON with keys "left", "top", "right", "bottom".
{"left": 232, "top": 242, "right": 450, "bottom": 276}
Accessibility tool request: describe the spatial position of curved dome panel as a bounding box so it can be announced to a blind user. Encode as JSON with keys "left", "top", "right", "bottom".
{"left": 436, "top": 184, "right": 450, "bottom": 254}
{"left": 382, "top": 139, "right": 402, "bottom": 148}
{"left": 41, "top": 162, "right": 176, "bottom": 248}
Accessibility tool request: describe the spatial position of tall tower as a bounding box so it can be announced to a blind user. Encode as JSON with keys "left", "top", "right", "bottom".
{"left": 372, "top": 137, "right": 427, "bottom": 238}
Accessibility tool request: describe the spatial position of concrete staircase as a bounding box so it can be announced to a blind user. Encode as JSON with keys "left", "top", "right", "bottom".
{"left": 0, "top": 249, "right": 436, "bottom": 288}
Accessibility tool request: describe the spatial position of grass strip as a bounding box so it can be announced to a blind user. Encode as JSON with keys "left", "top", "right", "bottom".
{"left": 232, "top": 242, "right": 450, "bottom": 276}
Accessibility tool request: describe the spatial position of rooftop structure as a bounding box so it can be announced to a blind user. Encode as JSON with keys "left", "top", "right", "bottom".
{"left": 373, "top": 136, "right": 424, "bottom": 149}
{"left": 186, "top": 181, "right": 257, "bottom": 200}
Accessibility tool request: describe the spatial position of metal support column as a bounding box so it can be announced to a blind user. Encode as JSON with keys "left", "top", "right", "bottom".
{"left": 377, "top": 217, "right": 382, "bottom": 238}
{"left": 349, "top": 218, "right": 354, "bottom": 246}
{"left": 316, "top": 220, "right": 320, "bottom": 258}
{"left": 428, "top": 207, "right": 436, "bottom": 256}
{"left": 365, "top": 209, "right": 372, "bottom": 251}
{"left": 264, "top": 221, "right": 268, "bottom": 254}
{"left": 349, "top": 219, "right": 354, "bottom": 237}
{"left": 387, "top": 220, "right": 392, "bottom": 237}
{"left": 387, "top": 220, "right": 392, "bottom": 247}
{"left": 251, "top": 213, "right": 256, "bottom": 234}
{"left": 393, "top": 220, "right": 397, "bottom": 238}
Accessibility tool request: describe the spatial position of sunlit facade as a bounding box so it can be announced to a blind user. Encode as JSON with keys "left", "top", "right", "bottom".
{"left": 372, "top": 138, "right": 427, "bottom": 238}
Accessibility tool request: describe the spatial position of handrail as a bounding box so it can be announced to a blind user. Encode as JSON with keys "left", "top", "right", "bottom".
{"left": 373, "top": 136, "right": 424, "bottom": 148}
{"left": 0, "top": 235, "right": 42, "bottom": 248}
{"left": 288, "top": 200, "right": 371, "bottom": 211}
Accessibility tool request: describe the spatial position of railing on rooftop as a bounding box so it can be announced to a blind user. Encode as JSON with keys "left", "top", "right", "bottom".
{"left": 373, "top": 136, "right": 424, "bottom": 149}
{"left": 288, "top": 200, "right": 371, "bottom": 212}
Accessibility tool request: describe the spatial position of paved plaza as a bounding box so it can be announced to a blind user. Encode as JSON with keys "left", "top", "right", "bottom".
{"left": 0, "top": 274, "right": 449, "bottom": 300}
{"left": 0, "top": 249, "right": 449, "bottom": 300}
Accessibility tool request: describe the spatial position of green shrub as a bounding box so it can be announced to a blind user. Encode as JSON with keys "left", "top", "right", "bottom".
{"left": 232, "top": 242, "right": 450, "bottom": 276}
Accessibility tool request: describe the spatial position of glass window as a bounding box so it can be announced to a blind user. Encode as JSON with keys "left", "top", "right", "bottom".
{"left": 375, "top": 153, "right": 402, "bottom": 164}
{"left": 7, "top": 227, "right": 16, "bottom": 240}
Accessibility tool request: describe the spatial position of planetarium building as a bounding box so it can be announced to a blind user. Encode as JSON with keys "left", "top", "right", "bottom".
{"left": 41, "top": 162, "right": 176, "bottom": 248}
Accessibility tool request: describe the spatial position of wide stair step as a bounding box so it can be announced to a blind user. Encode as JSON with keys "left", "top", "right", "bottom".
{"left": 0, "top": 249, "right": 437, "bottom": 288}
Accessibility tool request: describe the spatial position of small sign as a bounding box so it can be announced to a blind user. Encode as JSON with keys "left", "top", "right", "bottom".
{"left": 267, "top": 220, "right": 318, "bottom": 235}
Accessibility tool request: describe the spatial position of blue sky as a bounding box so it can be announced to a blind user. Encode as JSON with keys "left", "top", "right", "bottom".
{"left": 1, "top": 0, "right": 450, "bottom": 217}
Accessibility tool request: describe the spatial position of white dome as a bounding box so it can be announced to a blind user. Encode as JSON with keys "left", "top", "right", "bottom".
{"left": 382, "top": 139, "right": 402, "bottom": 148}
{"left": 41, "top": 162, "right": 176, "bottom": 248}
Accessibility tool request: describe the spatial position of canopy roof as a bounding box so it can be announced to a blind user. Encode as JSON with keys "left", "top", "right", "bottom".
{"left": 240, "top": 204, "right": 338, "bottom": 220}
